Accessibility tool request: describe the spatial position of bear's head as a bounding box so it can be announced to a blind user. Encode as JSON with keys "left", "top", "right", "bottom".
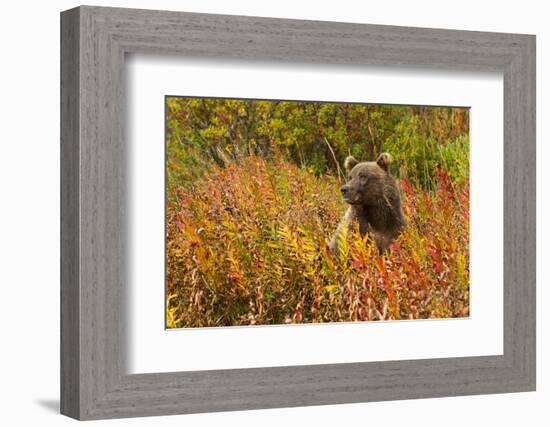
{"left": 340, "top": 153, "right": 393, "bottom": 206}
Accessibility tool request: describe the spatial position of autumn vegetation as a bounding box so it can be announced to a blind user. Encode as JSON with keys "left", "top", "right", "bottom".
{"left": 165, "top": 97, "right": 470, "bottom": 328}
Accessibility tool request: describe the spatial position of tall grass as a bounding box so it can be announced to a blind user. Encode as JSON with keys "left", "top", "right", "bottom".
{"left": 166, "top": 156, "right": 469, "bottom": 328}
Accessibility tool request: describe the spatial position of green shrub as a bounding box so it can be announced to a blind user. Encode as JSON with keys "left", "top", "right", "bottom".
{"left": 384, "top": 115, "right": 469, "bottom": 189}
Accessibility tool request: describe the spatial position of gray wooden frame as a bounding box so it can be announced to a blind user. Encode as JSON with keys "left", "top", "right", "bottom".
{"left": 60, "top": 5, "right": 536, "bottom": 421}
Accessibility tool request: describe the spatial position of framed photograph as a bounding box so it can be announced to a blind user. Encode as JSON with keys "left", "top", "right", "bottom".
{"left": 61, "top": 6, "right": 536, "bottom": 420}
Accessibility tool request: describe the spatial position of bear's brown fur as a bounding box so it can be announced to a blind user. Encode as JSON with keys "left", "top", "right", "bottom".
{"left": 329, "top": 153, "right": 405, "bottom": 254}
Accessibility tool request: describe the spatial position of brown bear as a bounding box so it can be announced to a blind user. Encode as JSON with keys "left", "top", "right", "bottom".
{"left": 329, "top": 152, "right": 405, "bottom": 254}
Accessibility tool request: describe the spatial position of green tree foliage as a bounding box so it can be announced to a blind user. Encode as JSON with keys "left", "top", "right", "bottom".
{"left": 166, "top": 97, "right": 469, "bottom": 190}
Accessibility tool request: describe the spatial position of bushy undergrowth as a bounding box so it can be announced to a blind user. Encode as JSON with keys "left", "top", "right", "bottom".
{"left": 166, "top": 156, "right": 469, "bottom": 328}
{"left": 166, "top": 97, "right": 469, "bottom": 190}
{"left": 384, "top": 114, "right": 470, "bottom": 189}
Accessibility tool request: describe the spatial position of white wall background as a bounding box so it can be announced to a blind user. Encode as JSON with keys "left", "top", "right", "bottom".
{"left": 0, "top": 0, "right": 546, "bottom": 425}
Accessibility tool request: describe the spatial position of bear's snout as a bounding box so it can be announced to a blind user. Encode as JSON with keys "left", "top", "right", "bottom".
{"left": 340, "top": 185, "right": 350, "bottom": 197}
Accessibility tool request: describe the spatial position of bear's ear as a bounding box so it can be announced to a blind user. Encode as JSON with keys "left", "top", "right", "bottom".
{"left": 344, "top": 156, "right": 359, "bottom": 173}
{"left": 376, "top": 152, "right": 392, "bottom": 172}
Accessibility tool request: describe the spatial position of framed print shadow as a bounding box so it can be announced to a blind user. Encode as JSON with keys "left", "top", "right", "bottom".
{"left": 60, "top": 6, "right": 536, "bottom": 420}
